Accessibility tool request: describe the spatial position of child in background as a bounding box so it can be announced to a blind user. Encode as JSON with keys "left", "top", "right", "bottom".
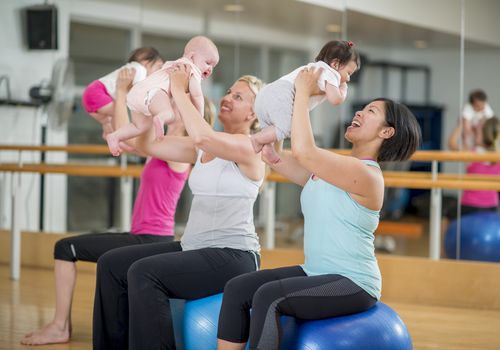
{"left": 251, "top": 40, "right": 360, "bottom": 163}
{"left": 106, "top": 36, "right": 219, "bottom": 156}
{"left": 461, "top": 89, "right": 495, "bottom": 149}
{"left": 81, "top": 47, "right": 163, "bottom": 139}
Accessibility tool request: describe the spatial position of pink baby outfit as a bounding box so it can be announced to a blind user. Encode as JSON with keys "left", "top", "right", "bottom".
{"left": 131, "top": 158, "right": 189, "bottom": 236}
{"left": 82, "top": 61, "right": 147, "bottom": 113}
{"left": 126, "top": 57, "right": 201, "bottom": 116}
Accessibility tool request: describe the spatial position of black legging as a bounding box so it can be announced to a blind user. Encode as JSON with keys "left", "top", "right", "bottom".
{"left": 218, "top": 266, "right": 377, "bottom": 350}
{"left": 92, "top": 241, "right": 260, "bottom": 350}
{"left": 54, "top": 231, "right": 173, "bottom": 262}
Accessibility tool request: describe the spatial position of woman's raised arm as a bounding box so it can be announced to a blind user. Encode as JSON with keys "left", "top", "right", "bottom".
{"left": 290, "top": 68, "right": 382, "bottom": 198}
{"left": 170, "top": 65, "right": 264, "bottom": 180}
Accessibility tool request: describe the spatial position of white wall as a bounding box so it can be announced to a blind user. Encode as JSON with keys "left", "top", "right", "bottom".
{"left": 347, "top": 0, "right": 500, "bottom": 47}
{"left": 0, "top": 0, "right": 69, "bottom": 232}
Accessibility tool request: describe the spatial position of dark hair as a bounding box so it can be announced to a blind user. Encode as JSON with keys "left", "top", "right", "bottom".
{"left": 128, "top": 47, "right": 162, "bottom": 64}
{"left": 482, "top": 116, "right": 499, "bottom": 150}
{"left": 315, "top": 40, "right": 360, "bottom": 70}
{"left": 373, "top": 98, "right": 421, "bottom": 162}
{"left": 468, "top": 89, "right": 487, "bottom": 104}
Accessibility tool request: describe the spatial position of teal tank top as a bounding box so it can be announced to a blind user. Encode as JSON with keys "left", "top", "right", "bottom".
{"left": 300, "top": 160, "right": 382, "bottom": 299}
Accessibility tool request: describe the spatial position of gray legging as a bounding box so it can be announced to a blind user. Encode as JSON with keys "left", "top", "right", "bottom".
{"left": 218, "top": 265, "right": 377, "bottom": 350}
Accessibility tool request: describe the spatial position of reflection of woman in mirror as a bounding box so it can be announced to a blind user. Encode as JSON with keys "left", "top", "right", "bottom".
{"left": 444, "top": 116, "right": 500, "bottom": 255}
{"left": 448, "top": 116, "right": 500, "bottom": 218}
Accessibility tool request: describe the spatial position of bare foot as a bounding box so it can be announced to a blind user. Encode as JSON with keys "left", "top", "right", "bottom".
{"left": 20, "top": 322, "right": 70, "bottom": 345}
{"left": 250, "top": 135, "right": 264, "bottom": 154}
{"left": 101, "top": 121, "right": 113, "bottom": 139}
{"left": 106, "top": 133, "right": 122, "bottom": 156}
{"left": 262, "top": 144, "right": 280, "bottom": 164}
{"left": 153, "top": 115, "right": 165, "bottom": 140}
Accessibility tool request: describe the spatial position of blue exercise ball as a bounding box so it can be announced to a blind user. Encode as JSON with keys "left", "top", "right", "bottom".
{"left": 290, "top": 303, "right": 412, "bottom": 350}
{"left": 445, "top": 212, "right": 500, "bottom": 262}
{"left": 182, "top": 294, "right": 411, "bottom": 350}
{"left": 182, "top": 293, "right": 297, "bottom": 350}
{"left": 183, "top": 293, "right": 223, "bottom": 350}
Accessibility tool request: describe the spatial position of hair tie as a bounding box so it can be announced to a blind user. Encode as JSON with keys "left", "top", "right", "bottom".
{"left": 347, "top": 41, "right": 354, "bottom": 47}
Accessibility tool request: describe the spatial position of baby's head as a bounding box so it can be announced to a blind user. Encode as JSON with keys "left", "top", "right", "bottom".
{"left": 468, "top": 89, "right": 488, "bottom": 112}
{"left": 128, "top": 47, "right": 163, "bottom": 75}
{"left": 184, "top": 36, "right": 219, "bottom": 79}
{"left": 315, "top": 40, "right": 360, "bottom": 83}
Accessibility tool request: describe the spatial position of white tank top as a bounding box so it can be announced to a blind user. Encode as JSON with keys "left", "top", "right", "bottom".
{"left": 181, "top": 150, "right": 263, "bottom": 252}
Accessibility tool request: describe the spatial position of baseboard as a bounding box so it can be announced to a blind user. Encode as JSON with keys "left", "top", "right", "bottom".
{"left": 2, "top": 230, "right": 500, "bottom": 310}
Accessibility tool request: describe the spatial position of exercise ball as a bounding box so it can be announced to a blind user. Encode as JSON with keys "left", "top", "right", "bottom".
{"left": 182, "top": 293, "right": 297, "bottom": 350}
{"left": 445, "top": 212, "right": 500, "bottom": 262}
{"left": 289, "top": 303, "right": 412, "bottom": 350}
{"left": 182, "top": 294, "right": 411, "bottom": 350}
{"left": 183, "top": 293, "right": 222, "bottom": 350}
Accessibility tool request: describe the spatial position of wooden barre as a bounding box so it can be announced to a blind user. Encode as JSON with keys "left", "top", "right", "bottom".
{"left": 1, "top": 163, "right": 499, "bottom": 190}
{"left": 383, "top": 177, "right": 500, "bottom": 191}
{"left": 375, "top": 221, "right": 424, "bottom": 239}
{"left": 383, "top": 171, "right": 500, "bottom": 182}
{"left": 267, "top": 171, "right": 500, "bottom": 190}
{"left": 268, "top": 171, "right": 500, "bottom": 183}
{"left": 1, "top": 144, "right": 500, "bottom": 162}
{"left": 0, "top": 144, "right": 110, "bottom": 155}
{"left": 0, "top": 163, "right": 143, "bottom": 177}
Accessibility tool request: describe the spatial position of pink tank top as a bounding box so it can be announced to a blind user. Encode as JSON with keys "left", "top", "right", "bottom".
{"left": 461, "top": 162, "right": 500, "bottom": 208}
{"left": 131, "top": 158, "right": 189, "bottom": 236}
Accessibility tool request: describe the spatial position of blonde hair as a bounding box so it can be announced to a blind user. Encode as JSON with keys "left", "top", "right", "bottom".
{"left": 203, "top": 95, "right": 216, "bottom": 127}
{"left": 482, "top": 116, "right": 500, "bottom": 152}
{"left": 237, "top": 75, "right": 271, "bottom": 186}
{"left": 237, "top": 75, "right": 265, "bottom": 133}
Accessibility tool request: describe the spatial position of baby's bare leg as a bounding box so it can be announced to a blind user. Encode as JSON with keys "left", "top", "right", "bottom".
{"left": 89, "top": 102, "right": 115, "bottom": 140}
{"left": 148, "top": 90, "right": 174, "bottom": 140}
{"left": 250, "top": 126, "right": 278, "bottom": 153}
{"left": 106, "top": 112, "right": 151, "bottom": 156}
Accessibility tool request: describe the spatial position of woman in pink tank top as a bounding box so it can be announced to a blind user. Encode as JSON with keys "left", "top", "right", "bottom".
{"left": 21, "top": 66, "right": 200, "bottom": 346}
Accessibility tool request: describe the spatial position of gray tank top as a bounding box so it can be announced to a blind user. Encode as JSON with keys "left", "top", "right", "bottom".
{"left": 181, "top": 150, "right": 263, "bottom": 253}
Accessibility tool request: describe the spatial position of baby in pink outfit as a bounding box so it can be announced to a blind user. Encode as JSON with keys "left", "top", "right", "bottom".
{"left": 106, "top": 36, "right": 219, "bottom": 156}
{"left": 81, "top": 47, "right": 163, "bottom": 140}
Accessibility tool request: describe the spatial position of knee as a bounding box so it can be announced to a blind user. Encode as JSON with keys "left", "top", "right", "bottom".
{"left": 96, "top": 249, "right": 120, "bottom": 278}
{"left": 54, "top": 238, "right": 76, "bottom": 261}
{"left": 252, "top": 281, "right": 281, "bottom": 310}
{"left": 223, "top": 273, "right": 257, "bottom": 309}
{"left": 127, "top": 260, "right": 154, "bottom": 294}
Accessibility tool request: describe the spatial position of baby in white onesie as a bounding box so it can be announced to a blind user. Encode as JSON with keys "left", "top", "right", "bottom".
{"left": 251, "top": 40, "right": 360, "bottom": 163}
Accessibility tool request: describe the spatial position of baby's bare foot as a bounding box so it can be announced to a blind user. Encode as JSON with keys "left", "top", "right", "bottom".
{"left": 106, "top": 133, "right": 122, "bottom": 156}
{"left": 262, "top": 144, "right": 281, "bottom": 164}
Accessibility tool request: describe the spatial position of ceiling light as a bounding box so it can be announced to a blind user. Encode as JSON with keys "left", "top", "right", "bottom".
{"left": 325, "top": 24, "right": 341, "bottom": 33}
{"left": 224, "top": 4, "right": 244, "bottom": 12}
{"left": 414, "top": 40, "right": 427, "bottom": 49}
